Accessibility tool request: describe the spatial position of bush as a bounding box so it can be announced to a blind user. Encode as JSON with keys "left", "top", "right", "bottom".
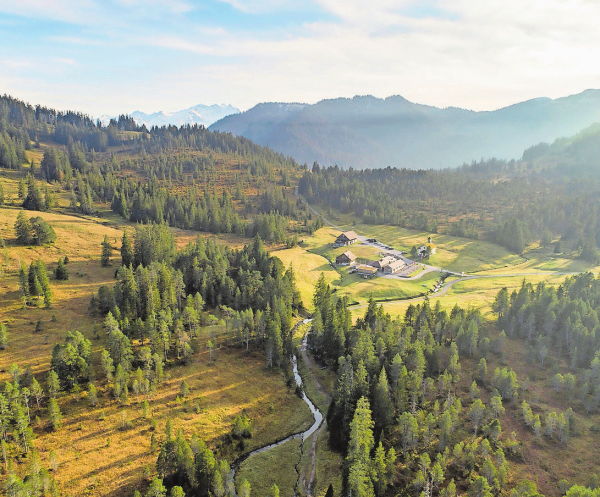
{"left": 232, "top": 414, "right": 252, "bottom": 439}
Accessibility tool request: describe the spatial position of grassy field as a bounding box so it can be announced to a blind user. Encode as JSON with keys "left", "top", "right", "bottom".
{"left": 0, "top": 192, "right": 314, "bottom": 496}
{"left": 314, "top": 207, "right": 600, "bottom": 275}
{"left": 271, "top": 246, "right": 340, "bottom": 309}
{"left": 274, "top": 227, "right": 444, "bottom": 308}
{"left": 349, "top": 273, "right": 570, "bottom": 322}
{"left": 236, "top": 438, "right": 302, "bottom": 497}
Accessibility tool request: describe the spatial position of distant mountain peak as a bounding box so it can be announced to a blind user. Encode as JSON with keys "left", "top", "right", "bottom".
{"left": 98, "top": 103, "right": 240, "bottom": 128}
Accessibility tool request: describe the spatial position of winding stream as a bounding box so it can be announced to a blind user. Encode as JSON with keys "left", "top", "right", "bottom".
{"left": 228, "top": 319, "right": 322, "bottom": 496}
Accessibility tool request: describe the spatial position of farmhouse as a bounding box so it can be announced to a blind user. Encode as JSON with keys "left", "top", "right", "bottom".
{"left": 336, "top": 251, "right": 357, "bottom": 265}
{"left": 369, "top": 256, "right": 396, "bottom": 271}
{"left": 383, "top": 259, "right": 407, "bottom": 274}
{"left": 356, "top": 264, "right": 378, "bottom": 278}
{"left": 335, "top": 231, "right": 359, "bottom": 246}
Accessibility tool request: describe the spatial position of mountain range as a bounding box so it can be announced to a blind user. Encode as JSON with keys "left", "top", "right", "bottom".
{"left": 209, "top": 90, "right": 600, "bottom": 169}
{"left": 99, "top": 103, "right": 240, "bottom": 128}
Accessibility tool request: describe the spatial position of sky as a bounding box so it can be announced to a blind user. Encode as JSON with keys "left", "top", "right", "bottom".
{"left": 1, "top": 0, "right": 600, "bottom": 118}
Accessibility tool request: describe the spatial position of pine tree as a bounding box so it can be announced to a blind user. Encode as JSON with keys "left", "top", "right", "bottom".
{"left": 47, "top": 370, "right": 60, "bottom": 398}
{"left": 0, "top": 323, "right": 8, "bottom": 350}
{"left": 346, "top": 397, "right": 375, "bottom": 497}
{"left": 266, "top": 313, "right": 283, "bottom": 368}
{"left": 238, "top": 479, "right": 251, "bottom": 497}
{"left": 180, "top": 380, "right": 190, "bottom": 398}
{"left": 88, "top": 383, "right": 98, "bottom": 407}
{"left": 14, "top": 210, "right": 32, "bottom": 245}
{"left": 101, "top": 235, "right": 112, "bottom": 267}
{"left": 121, "top": 231, "right": 133, "bottom": 267}
{"left": 18, "top": 262, "right": 29, "bottom": 302}
{"left": 146, "top": 478, "right": 167, "bottom": 497}
{"left": 31, "top": 377, "right": 43, "bottom": 409}
{"left": 469, "top": 399, "right": 486, "bottom": 435}
{"left": 54, "top": 258, "right": 68, "bottom": 280}
{"left": 372, "top": 368, "right": 394, "bottom": 431}
{"left": 101, "top": 349, "right": 115, "bottom": 382}
{"left": 48, "top": 398, "right": 62, "bottom": 430}
{"left": 170, "top": 487, "right": 185, "bottom": 497}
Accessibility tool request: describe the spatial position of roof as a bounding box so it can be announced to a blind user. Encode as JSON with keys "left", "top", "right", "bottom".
{"left": 337, "top": 231, "right": 358, "bottom": 241}
{"left": 337, "top": 251, "right": 356, "bottom": 261}
{"left": 386, "top": 259, "right": 406, "bottom": 270}
{"left": 356, "top": 264, "right": 378, "bottom": 274}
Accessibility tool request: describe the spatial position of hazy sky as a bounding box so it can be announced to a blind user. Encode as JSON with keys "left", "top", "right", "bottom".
{"left": 1, "top": 0, "right": 599, "bottom": 117}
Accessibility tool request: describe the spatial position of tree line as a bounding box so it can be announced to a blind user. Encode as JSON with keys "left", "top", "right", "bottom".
{"left": 298, "top": 161, "right": 600, "bottom": 257}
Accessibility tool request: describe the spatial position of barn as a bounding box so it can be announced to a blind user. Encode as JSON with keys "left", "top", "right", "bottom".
{"left": 336, "top": 251, "right": 357, "bottom": 265}
{"left": 335, "top": 231, "right": 359, "bottom": 246}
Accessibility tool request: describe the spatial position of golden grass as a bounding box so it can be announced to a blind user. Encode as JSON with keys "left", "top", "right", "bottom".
{"left": 272, "top": 246, "right": 339, "bottom": 309}
{"left": 350, "top": 273, "right": 570, "bottom": 323}
{"left": 0, "top": 198, "right": 314, "bottom": 496}
{"left": 35, "top": 348, "right": 311, "bottom": 497}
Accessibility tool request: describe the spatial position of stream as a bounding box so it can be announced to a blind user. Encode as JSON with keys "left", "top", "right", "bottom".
{"left": 228, "top": 319, "right": 322, "bottom": 496}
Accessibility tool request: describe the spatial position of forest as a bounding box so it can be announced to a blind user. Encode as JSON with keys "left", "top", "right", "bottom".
{"left": 298, "top": 159, "right": 600, "bottom": 259}
{"left": 2, "top": 93, "right": 600, "bottom": 497}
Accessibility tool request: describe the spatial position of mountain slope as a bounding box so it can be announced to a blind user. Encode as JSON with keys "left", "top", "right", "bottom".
{"left": 210, "top": 90, "right": 600, "bottom": 169}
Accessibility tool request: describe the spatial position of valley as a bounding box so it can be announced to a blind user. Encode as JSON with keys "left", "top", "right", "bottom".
{"left": 1, "top": 93, "right": 600, "bottom": 497}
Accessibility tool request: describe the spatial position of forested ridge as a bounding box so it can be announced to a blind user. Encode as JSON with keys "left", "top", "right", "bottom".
{"left": 299, "top": 159, "right": 600, "bottom": 257}
{"left": 0, "top": 94, "right": 324, "bottom": 243}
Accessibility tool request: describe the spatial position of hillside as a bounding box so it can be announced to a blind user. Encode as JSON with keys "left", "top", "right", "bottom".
{"left": 210, "top": 90, "right": 600, "bottom": 169}
{"left": 523, "top": 123, "right": 600, "bottom": 177}
{"left": 3, "top": 95, "right": 600, "bottom": 497}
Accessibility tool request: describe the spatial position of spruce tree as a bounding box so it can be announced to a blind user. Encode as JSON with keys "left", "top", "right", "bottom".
{"left": 346, "top": 397, "right": 375, "bottom": 497}
{"left": 48, "top": 398, "right": 62, "bottom": 430}
{"left": 121, "top": 231, "right": 133, "bottom": 267}
{"left": 54, "top": 258, "right": 68, "bottom": 280}
{"left": 0, "top": 323, "right": 8, "bottom": 350}
{"left": 14, "top": 210, "right": 31, "bottom": 245}
{"left": 372, "top": 368, "right": 394, "bottom": 431}
{"left": 101, "top": 235, "right": 112, "bottom": 267}
{"left": 47, "top": 370, "right": 60, "bottom": 398}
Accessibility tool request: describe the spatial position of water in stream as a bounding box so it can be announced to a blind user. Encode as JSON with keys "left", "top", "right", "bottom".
{"left": 228, "top": 320, "right": 321, "bottom": 496}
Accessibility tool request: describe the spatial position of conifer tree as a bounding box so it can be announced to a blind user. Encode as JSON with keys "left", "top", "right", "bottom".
{"left": 54, "top": 258, "right": 68, "bottom": 280}
{"left": 346, "top": 397, "right": 375, "bottom": 497}
{"left": 372, "top": 368, "right": 394, "bottom": 431}
{"left": 101, "top": 235, "right": 113, "bottom": 267}
{"left": 48, "top": 398, "right": 62, "bottom": 430}
{"left": 88, "top": 383, "right": 98, "bottom": 407}
{"left": 14, "top": 210, "right": 31, "bottom": 245}
{"left": 238, "top": 478, "right": 251, "bottom": 497}
{"left": 47, "top": 370, "right": 60, "bottom": 398}
{"left": 30, "top": 377, "right": 43, "bottom": 409}
{"left": 0, "top": 323, "right": 8, "bottom": 350}
{"left": 121, "top": 231, "right": 133, "bottom": 267}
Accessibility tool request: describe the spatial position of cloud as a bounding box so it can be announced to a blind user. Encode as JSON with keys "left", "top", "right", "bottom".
{"left": 0, "top": 0, "right": 98, "bottom": 24}
{"left": 51, "top": 57, "right": 77, "bottom": 66}
{"left": 3, "top": 0, "right": 600, "bottom": 116}
{"left": 217, "top": 0, "right": 300, "bottom": 13}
